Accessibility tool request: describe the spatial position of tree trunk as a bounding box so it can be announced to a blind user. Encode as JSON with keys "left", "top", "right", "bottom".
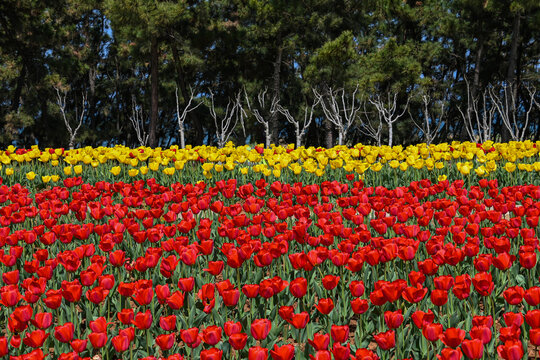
{"left": 179, "top": 127, "right": 185, "bottom": 149}
{"left": 171, "top": 42, "right": 202, "bottom": 145}
{"left": 388, "top": 122, "right": 393, "bottom": 147}
{"left": 271, "top": 46, "right": 283, "bottom": 145}
{"left": 149, "top": 36, "right": 159, "bottom": 148}
{"left": 503, "top": 10, "right": 521, "bottom": 142}
{"left": 324, "top": 120, "right": 333, "bottom": 148}
{"left": 11, "top": 63, "right": 26, "bottom": 112}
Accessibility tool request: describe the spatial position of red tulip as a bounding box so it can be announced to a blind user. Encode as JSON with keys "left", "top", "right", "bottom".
{"left": 497, "top": 340, "right": 523, "bottom": 360}
{"left": 525, "top": 287, "right": 540, "bottom": 306}
{"left": 423, "top": 323, "right": 443, "bottom": 342}
{"left": 166, "top": 291, "right": 185, "bottom": 310}
{"left": 315, "top": 298, "right": 334, "bottom": 315}
{"left": 437, "top": 347, "right": 463, "bottom": 360}
{"left": 308, "top": 333, "right": 330, "bottom": 351}
{"left": 472, "top": 272, "right": 494, "bottom": 296}
{"left": 530, "top": 328, "right": 540, "bottom": 346}
{"left": 321, "top": 275, "right": 340, "bottom": 290}
{"left": 242, "top": 284, "right": 259, "bottom": 298}
{"left": 353, "top": 348, "right": 379, "bottom": 360}
{"left": 270, "top": 344, "right": 295, "bottom": 360}
{"left": 331, "top": 342, "right": 350, "bottom": 360}
{"left": 461, "top": 339, "right": 483, "bottom": 359}
{"left": 251, "top": 319, "right": 271, "bottom": 340}
{"left": 431, "top": 289, "right": 449, "bottom": 306}
{"left": 374, "top": 330, "right": 395, "bottom": 350}
{"left": 309, "top": 350, "right": 331, "bottom": 360}
{"left": 181, "top": 328, "right": 200, "bottom": 344}
{"left": 402, "top": 284, "right": 428, "bottom": 303}
{"left": 112, "top": 334, "right": 130, "bottom": 352}
{"left": 0, "top": 337, "right": 7, "bottom": 357}
{"left": 23, "top": 330, "right": 49, "bottom": 348}
{"left": 289, "top": 312, "right": 309, "bottom": 329}
{"left": 178, "top": 277, "right": 195, "bottom": 292}
{"left": 229, "top": 333, "right": 248, "bottom": 350}
{"left": 118, "top": 308, "right": 134, "bottom": 325}
{"left": 132, "top": 310, "right": 153, "bottom": 330}
{"left": 434, "top": 275, "right": 454, "bottom": 291}
{"left": 224, "top": 321, "right": 242, "bottom": 336}
{"left": 159, "top": 315, "right": 177, "bottom": 331}
{"left": 222, "top": 288, "right": 240, "bottom": 307}
{"left": 204, "top": 261, "right": 224, "bottom": 276}
{"left": 503, "top": 286, "right": 525, "bottom": 305}
{"left": 202, "top": 325, "right": 222, "bottom": 345}
{"left": 412, "top": 310, "right": 435, "bottom": 329}
{"left": 31, "top": 312, "right": 53, "bottom": 329}
{"left": 351, "top": 298, "right": 369, "bottom": 314}
{"left": 200, "top": 348, "right": 223, "bottom": 360}
{"left": 70, "top": 338, "right": 88, "bottom": 353}
{"left": 248, "top": 346, "right": 269, "bottom": 360}
{"left": 349, "top": 280, "right": 365, "bottom": 297}
{"left": 155, "top": 333, "right": 175, "bottom": 351}
{"left": 89, "top": 317, "right": 110, "bottom": 333}
{"left": 440, "top": 328, "right": 466, "bottom": 348}
{"left": 279, "top": 306, "right": 294, "bottom": 322}
{"left": 384, "top": 310, "right": 404, "bottom": 329}
{"left": 289, "top": 277, "right": 307, "bottom": 298}
{"left": 54, "top": 322, "right": 74, "bottom": 343}
{"left": 469, "top": 326, "right": 492, "bottom": 345}
{"left": 331, "top": 325, "right": 349, "bottom": 344}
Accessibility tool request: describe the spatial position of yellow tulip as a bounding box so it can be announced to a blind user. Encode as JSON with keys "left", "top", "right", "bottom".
{"left": 215, "top": 164, "right": 224, "bottom": 173}
{"left": 26, "top": 171, "right": 36, "bottom": 180}
{"left": 5, "top": 168, "right": 13, "bottom": 176}
{"left": 110, "top": 166, "right": 121, "bottom": 176}
{"left": 74, "top": 165, "right": 83, "bottom": 175}
{"left": 438, "top": 174, "right": 447, "bottom": 181}
{"left": 163, "top": 167, "right": 175, "bottom": 176}
{"left": 272, "top": 168, "right": 281, "bottom": 177}
{"left": 51, "top": 175, "right": 60, "bottom": 182}
{"left": 399, "top": 162, "right": 408, "bottom": 171}
{"left": 504, "top": 162, "right": 516, "bottom": 173}
{"left": 240, "top": 167, "right": 249, "bottom": 175}
{"left": 64, "top": 166, "right": 72, "bottom": 176}
{"left": 128, "top": 169, "right": 139, "bottom": 177}
{"left": 149, "top": 162, "right": 160, "bottom": 171}
{"left": 42, "top": 175, "right": 51, "bottom": 183}
{"left": 140, "top": 166, "right": 149, "bottom": 175}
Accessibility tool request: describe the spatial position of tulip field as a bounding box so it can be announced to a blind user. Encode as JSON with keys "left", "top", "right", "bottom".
{"left": 1, "top": 141, "right": 540, "bottom": 360}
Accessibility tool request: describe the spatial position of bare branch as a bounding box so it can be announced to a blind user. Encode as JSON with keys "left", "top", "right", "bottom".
{"left": 276, "top": 95, "right": 320, "bottom": 148}
{"left": 175, "top": 86, "right": 203, "bottom": 148}
{"left": 54, "top": 86, "right": 86, "bottom": 149}
{"left": 129, "top": 96, "right": 149, "bottom": 147}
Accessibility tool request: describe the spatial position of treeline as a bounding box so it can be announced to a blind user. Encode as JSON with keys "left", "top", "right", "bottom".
{"left": 1, "top": 0, "right": 539, "bottom": 149}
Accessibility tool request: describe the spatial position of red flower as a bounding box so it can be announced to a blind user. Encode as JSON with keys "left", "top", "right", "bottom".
{"left": 437, "top": 347, "right": 463, "bottom": 360}
{"left": 248, "top": 346, "right": 269, "bottom": 360}
{"left": 222, "top": 288, "right": 240, "bottom": 307}
{"left": 54, "top": 322, "right": 75, "bottom": 343}
{"left": 202, "top": 325, "right": 222, "bottom": 345}
{"left": 351, "top": 298, "right": 369, "bottom": 314}
{"left": 23, "top": 330, "right": 49, "bottom": 348}
{"left": 431, "top": 289, "right": 449, "bottom": 307}
{"left": 412, "top": 310, "right": 435, "bottom": 329}
{"left": 353, "top": 348, "right": 379, "bottom": 360}
{"left": 204, "top": 261, "right": 224, "bottom": 276}
{"left": 331, "top": 325, "right": 349, "bottom": 344}
{"left": 117, "top": 309, "right": 134, "bottom": 325}
{"left": 384, "top": 310, "right": 404, "bottom": 329}
{"left": 530, "top": 329, "right": 540, "bottom": 346}
{"left": 251, "top": 319, "right": 271, "bottom": 340}
{"left": 525, "top": 286, "right": 540, "bottom": 306}
{"left": 497, "top": 340, "right": 523, "bottom": 360}
{"left": 321, "top": 275, "right": 340, "bottom": 290}
{"left": 315, "top": 298, "right": 334, "bottom": 315}
{"left": 155, "top": 333, "right": 175, "bottom": 351}
{"left": 166, "top": 291, "right": 185, "bottom": 310}
{"left": 112, "top": 334, "right": 130, "bottom": 352}
{"left": 70, "top": 339, "right": 87, "bottom": 353}
{"left": 89, "top": 317, "right": 110, "bottom": 333}
{"left": 200, "top": 348, "right": 223, "bottom": 360}
{"left": 32, "top": 312, "right": 53, "bottom": 329}
{"left": 469, "top": 326, "right": 492, "bottom": 345}
{"left": 289, "top": 277, "right": 307, "bottom": 298}
{"left": 373, "top": 330, "right": 395, "bottom": 350}
{"left": 503, "top": 312, "right": 524, "bottom": 327}
{"left": 181, "top": 328, "right": 200, "bottom": 345}
{"left": 270, "top": 344, "right": 295, "bottom": 360}
{"left": 61, "top": 281, "right": 82, "bottom": 303}
{"left": 0, "top": 337, "right": 7, "bottom": 357}
{"left": 440, "top": 328, "right": 466, "bottom": 348}
{"left": 224, "top": 321, "right": 242, "bottom": 336}
{"left": 289, "top": 312, "right": 309, "bottom": 329}
{"left": 472, "top": 272, "right": 494, "bottom": 296}
{"left": 402, "top": 284, "right": 428, "bottom": 303}
{"left": 422, "top": 323, "right": 443, "bottom": 342}
{"left": 308, "top": 333, "right": 330, "bottom": 351}
{"left": 503, "top": 286, "right": 525, "bottom": 305}
{"left": 461, "top": 339, "right": 483, "bottom": 359}
{"left": 229, "top": 333, "right": 248, "bottom": 350}
{"left": 278, "top": 306, "right": 294, "bottom": 322}
{"left": 349, "top": 280, "right": 365, "bottom": 297}
{"left": 178, "top": 277, "right": 195, "bottom": 292}
{"left": 132, "top": 310, "right": 153, "bottom": 330}
{"left": 159, "top": 315, "right": 177, "bottom": 331}
{"left": 331, "top": 343, "right": 350, "bottom": 360}
{"left": 242, "top": 284, "right": 259, "bottom": 298}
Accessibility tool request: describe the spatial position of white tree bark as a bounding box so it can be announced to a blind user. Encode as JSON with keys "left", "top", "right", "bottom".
{"left": 368, "top": 92, "right": 410, "bottom": 147}
{"left": 456, "top": 77, "right": 495, "bottom": 143}
{"left": 129, "top": 95, "right": 149, "bottom": 147}
{"left": 313, "top": 85, "right": 360, "bottom": 146}
{"left": 209, "top": 90, "right": 244, "bottom": 148}
{"left": 175, "top": 87, "right": 202, "bottom": 149}
{"left": 409, "top": 91, "right": 447, "bottom": 145}
{"left": 244, "top": 88, "right": 279, "bottom": 148}
{"left": 54, "top": 86, "right": 86, "bottom": 150}
{"left": 276, "top": 96, "right": 320, "bottom": 148}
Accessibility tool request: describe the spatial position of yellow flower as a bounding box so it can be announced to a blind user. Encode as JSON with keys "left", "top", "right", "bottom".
{"left": 504, "top": 162, "right": 516, "bottom": 173}
{"left": 51, "top": 175, "right": 60, "bottom": 182}
{"left": 163, "top": 167, "right": 175, "bottom": 176}
{"left": 110, "top": 166, "right": 121, "bottom": 176}
{"left": 91, "top": 161, "right": 99, "bottom": 168}
{"left": 389, "top": 160, "right": 400, "bottom": 169}
{"left": 51, "top": 160, "right": 59, "bottom": 167}
{"left": 438, "top": 174, "right": 447, "bottom": 182}
{"left": 140, "top": 166, "right": 149, "bottom": 175}
{"left": 64, "top": 166, "right": 72, "bottom": 176}
{"left": 41, "top": 175, "right": 51, "bottom": 183}
{"left": 26, "top": 171, "right": 36, "bottom": 180}
{"left": 272, "top": 168, "right": 281, "bottom": 177}
{"left": 240, "top": 167, "right": 248, "bottom": 175}
{"left": 203, "top": 170, "right": 212, "bottom": 179}
{"left": 149, "top": 162, "right": 160, "bottom": 171}
{"left": 370, "top": 163, "right": 382, "bottom": 172}
{"left": 174, "top": 161, "right": 185, "bottom": 170}
{"left": 457, "top": 162, "right": 471, "bottom": 176}
{"left": 74, "top": 165, "right": 83, "bottom": 175}
{"left": 215, "top": 164, "right": 224, "bottom": 173}
{"left": 202, "top": 163, "right": 214, "bottom": 172}
{"left": 399, "top": 162, "right": 408, "bottom": 172}
{"left": 128, "top": 169, "right": 139, "bottom": 177}
{"left": 474, "top": 166, "right": 487, "bottom": 177}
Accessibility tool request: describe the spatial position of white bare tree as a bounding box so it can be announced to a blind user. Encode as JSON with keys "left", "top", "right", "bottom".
{"left": 244, "top": 88, "right": 279, "bottom": 148}
{"left": 129, "top": 96, "right": 149, "bottom": 147}
{"left": 368, "top": 92, "right": 410, "bottom": 147}
{"left": 54, "top": 86, "right": 86, "bottom": 150}
{"left": 175, "top": 86, "right": 202, "bottom": 149}
{"left": 488, "top": 82, "right": 537, "bottom": 141}
{"left": 209, "top": 90, "right": 244, "bottom": 148}
{"left": 409, "top": 91, "right": 448, "bottom": 145}
{"left": 358, "top": 101, "right": 383, "bottom": 146}
{"left": 313, "top": 85, "right": 361, "bottom": 146}
{"left": 456, "top": 77, "right": 495, "bottom": 143}
{"left": 276, "top": 96, "right": 320, "bottom": 148}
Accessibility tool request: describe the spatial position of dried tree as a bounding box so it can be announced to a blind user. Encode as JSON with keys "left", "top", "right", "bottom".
{"left": 276, "top": 96, "right": 320, "bottom": 148}
{"left": 129, "top": 96, "right": 149, "bottom": 147}
{"left": 409, "top": 92, "right": 447, "bottom": 145}
{"left": 456, "top": 77, "right": 495, "bottom": 143}
{"left": 54, "top": 86, "right": 86, "bottom": 150}
{"left": 488, "top": 82, "right": 537, "bottom": 141}
{"left": 313, "top": 86, "right": 361, "bottom": 146}
{"left": 175, "top": 87, "right": 202, "bottom": 149}
{"left": 209, "top": 90, "right": 244, "bottom": 148}
{"left": 244, "top": 88, "right": 279, "bottom": 148}
{"left": 368, "top": 92, "right": 410, "bottom": 147}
